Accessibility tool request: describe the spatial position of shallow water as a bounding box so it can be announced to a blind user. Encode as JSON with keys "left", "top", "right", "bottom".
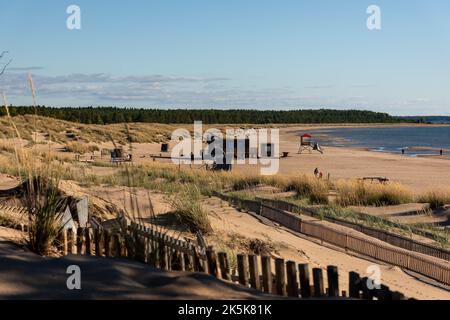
{"left": 308, "top": 126, "right": 450, "bottom": 156}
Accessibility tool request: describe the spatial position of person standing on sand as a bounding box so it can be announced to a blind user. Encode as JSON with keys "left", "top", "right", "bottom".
{"left": 440, "top": 149, "right": 443, "bottom": 156}
{"left": 314, "top": 168, "right": 319, "bottom": 177}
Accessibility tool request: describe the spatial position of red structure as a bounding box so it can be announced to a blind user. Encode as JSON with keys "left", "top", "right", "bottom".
{"left": 298, "top": 133, "right": 323, "bottom": 154}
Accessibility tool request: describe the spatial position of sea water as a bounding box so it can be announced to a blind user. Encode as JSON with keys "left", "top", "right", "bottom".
{"left": 309, "top": 126, "right": 450, "bottom": 156}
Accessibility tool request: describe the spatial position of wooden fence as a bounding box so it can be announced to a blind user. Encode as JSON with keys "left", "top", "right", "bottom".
{"left": 258, "top": 198, "right": 450, "bottom": 261}
{"left": 56, "top": 223, "right": 408, "bottom": 300}
{"left": 259, "top": 203, "right": 450, "bottom": 286}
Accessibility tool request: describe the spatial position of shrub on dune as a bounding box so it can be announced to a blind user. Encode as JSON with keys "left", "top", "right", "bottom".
{"left": 417, "top": 190, "right": 450, "bottom": 210}
{"left": 286, "top": 174, "right": 330, "bottom": 204}
{"left": 169, "top": 185, "right": 212, "bottom": 234}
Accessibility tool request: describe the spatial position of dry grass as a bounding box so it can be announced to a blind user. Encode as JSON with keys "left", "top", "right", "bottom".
{"left": 286, "top": 174, "right": 330, "bottom": 204}
{"left": 417, "top": 190, "right": 450, "bottom": 210}
{"left": 335, "top": 180, "right": 413, "bottom": 206}
{"left": 0, "top": 115, "right": 178, "bottom": 145}
{"left": 168, "top": 185, "right": 212, "bottom": 234}
{"left": 64, "top": 141, "right": 99, "bottom": 154}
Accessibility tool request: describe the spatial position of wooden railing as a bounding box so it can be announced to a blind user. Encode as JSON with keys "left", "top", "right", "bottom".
{"left": 56, "top": 223, "right": 408, "bottom": 300}
{"left": 259, "top": 198, "right": 450, "bottom": 261}
{"left": 259, "top": 203, "right": 450, "bottom": 286}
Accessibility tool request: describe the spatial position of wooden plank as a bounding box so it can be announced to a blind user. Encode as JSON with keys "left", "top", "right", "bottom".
{"left": 67, "top": 229, "right": 74, "bottom": 254}
{"left": 193, "top": 248, "right": 203, "bottom": 272}
{"left": 85, "top": 228, "right": 92, "bottom": 256}
{"left": 179, "top": 251, "right": 186, "bottom": 271}
{"left": 286, "top": 261, "right": 298, "bottom": 297}
{"left": 349, "top": 271, "right": 361, "bottom": 298}
{"left": 237, "top": 254, "right": 249, "bottom": 287}
{"left": 76, "top": 227, "right": 84, "bottom": 254}
{"left": 327, "top": 266, "right": 339, "bottom": 297}
{"left": 275, "top": 258, "right": 286, "bottom": 296}
{"left": 261, "top": 256, "right": 272, "bottom": 294}
{"left": 248, "top": 255, "right": 261, "bottom": 290}
{"left": 159, "top": 243, "right": 168, "bottom": 270}
{"left": 94, "top": 229, "right": 102, "bottom": 256}
{"left": 361, "top": 277, "right": 373, "bottom": 300}
{"left": 76, "top": 197, "right": 89, "bottom": 228}
{"left": 171, "top": 250, "right": 182, "bottom": 271}
{"left": 183, "top": 252, "right": 194, "bottom": 272}
{"left": 104, "top": 231, "right": 111, "bottom": 257}
{"left": 218, "top": 252, "right": 231, "bottom": 281}
{"left": 57, "top": 230, "right": 67, "bottom": 255}
{"left": 298, "top": 264, "right": 311, "bottom": 298}
{"left": 206, "top": 248, "right": 219, "bottom": 278}
{"left": 112, "top": 234, "right": 120, "bottom": 257}
{"left": 312, "top": 268, "right": 324, "bottom": 297}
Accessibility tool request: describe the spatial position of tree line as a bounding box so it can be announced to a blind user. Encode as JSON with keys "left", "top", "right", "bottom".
{"left": 1, "top": 106, "right": 408, "bottom": 124}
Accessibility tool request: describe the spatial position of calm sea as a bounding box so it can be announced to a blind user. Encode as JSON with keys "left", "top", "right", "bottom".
{"left": 309, "top": 126, "right": 450, "bottom": 156}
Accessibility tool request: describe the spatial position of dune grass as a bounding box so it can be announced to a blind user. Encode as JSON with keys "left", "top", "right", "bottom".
{"left": 168, "top": 185, "right": 212, "bottom": 234}
{"left": 417, "top": 190, "right": 450, "bottom": 210}
{"left": 286, "top": 174, "right": 330, "bottom": 204}
{"left": 335, "top": 180, "right": 413, "bottom": 207}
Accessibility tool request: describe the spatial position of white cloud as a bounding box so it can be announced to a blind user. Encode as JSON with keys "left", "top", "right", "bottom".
{"left": 1, "top": 72, "right": 448, "bottom": 115}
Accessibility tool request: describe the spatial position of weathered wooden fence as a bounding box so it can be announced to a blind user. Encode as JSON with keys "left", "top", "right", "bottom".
{"left": 0, "top": 204, "right": 28, "bottom": 231}
{"left": 259, "top": 203, "right": 450, "bottom": 286}
{"left": 259, "top": 198, "right": 450, "bottom": 261}
{"left": 56, "top": 223, "right": 407, "bottom": 300}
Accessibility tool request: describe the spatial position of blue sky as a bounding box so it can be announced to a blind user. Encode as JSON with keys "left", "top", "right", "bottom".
{"left": 1, "top": 0, "right": 449, "bottom": 115}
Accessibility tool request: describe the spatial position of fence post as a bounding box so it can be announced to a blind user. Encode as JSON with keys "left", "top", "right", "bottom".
{"left": 193, "top": 247, "right": 204, "bottom": 272}
{"left": 218, "top": 252, "right": 231, "bottom": 281}
{"left": 67, "top": 228, "right": 74, "bottom": 254}
{"left": 170, "top": 250, "right": 182, "bottom": 271}
{"left": 159, "top": 243, "right": 168, "bottom": 270}
{"left": 313, "top": 268, "right": 324, "bottom": 297}
{"left": 375, "top": 284, "right": 392, "bottom": 300}
{"left": 298, "top": 264, "right": 311, "bottom": 298}
{"left": 183, "top": 252, "right": 194, "bottom": 272}
{"left": 361, "top": 277, "right": 373, "bottom": 300}
{"left": 58, "top": 230, "right": 67, "bottom": 256}
{"left": 206, "top": 248, "right": 219, "bottom": 278}
{"left": 237, "top": 254, "right": 249, "bottom": 287}
{"left": 261, "top": 256, "right": 272, "bottom": 294}
{"left": 76, "top": 227, "right": 84, "bottom": 254}
{"left": 327, "top": 266, "right": 339, "bottom": 297}
{"left": 104, "top": 231, "right": 111, "bottom": 257}
{"left": 95, "top": 229, "right": 102, "bottom": 256}
{"left": 286, "top": 261, "right": 298, "bottom": 297}
{"left": 112, "top": 233, "right": 121, "bottom": 257}
{"left": 348, "top": 271, "right": 361, "bottom": 298}
{"left": 275, "top": 258, "right": 286, "bottom": 296}
{"left": 248, "top": 255, "right": 261, "bottom": 290}
{"left": 85, "top": 228, "right": 92, "bottom": 256}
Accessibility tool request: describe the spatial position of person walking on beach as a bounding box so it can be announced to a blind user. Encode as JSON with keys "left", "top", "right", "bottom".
{"left": 440, "top": 149, "right": 443, "bottom": 156}
{"left": 314, "top": 168, "right": 319, "bottom": 177}
{"left": 402, "top": 149, "right": 405, "bottom": 155}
